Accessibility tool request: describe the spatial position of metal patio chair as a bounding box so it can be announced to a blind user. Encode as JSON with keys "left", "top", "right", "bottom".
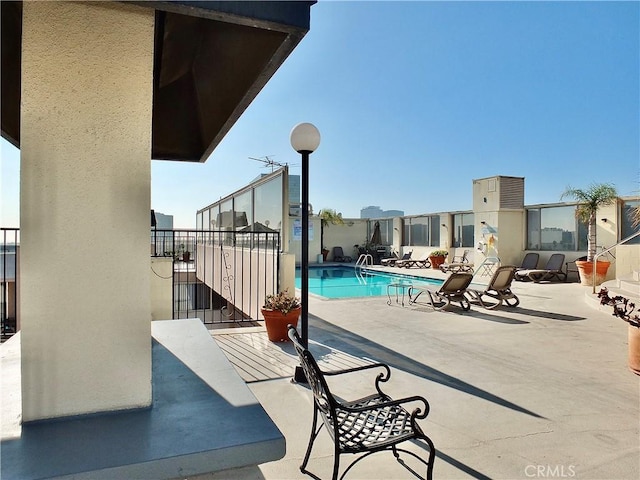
{"left": 288, "top": 326, "right": 436, "bottom": 480}
{"left": 466, "top": 265, "right": 520, "bottom": 310}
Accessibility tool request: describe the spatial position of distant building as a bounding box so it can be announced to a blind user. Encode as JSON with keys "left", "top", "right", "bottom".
{"left": 360, "top": 206, "right": 404, "bottom": 219}
{"left": 154, "top": 211, "right": 174, "bottom": 230}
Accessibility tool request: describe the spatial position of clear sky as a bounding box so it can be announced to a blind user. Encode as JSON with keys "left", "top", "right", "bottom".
{"left": 2, "top": 0, "right": 638, "bottom": 228}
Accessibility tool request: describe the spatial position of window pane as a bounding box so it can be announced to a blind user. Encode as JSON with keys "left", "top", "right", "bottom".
{"left": 462, "top": 213, "right": 474, "bottom": 247}
{"left": 540, "top": 205, "right": 576, "bottom": 251}
{"left": 409, "top": 217, "right": 428, "bottom": 246}
{"left": 622, "top": 200, "right": 640, "bottom": 245}
{"left": 527, "top": 209, "right": 540, "bottom": 250}
{"left": 254, "top": 175, "right": 283, "bottom": 233}
{"left": 430, "top": 216, "right": 440, "bottom": 247}
{"left": 453, "top": 213, "right": 474, "bottom": 247}
{"left": 219, "top": 199, "right": 234, "bottom": 230}
{"left": 234, "top": 190, "right": 252, "bottom": 230}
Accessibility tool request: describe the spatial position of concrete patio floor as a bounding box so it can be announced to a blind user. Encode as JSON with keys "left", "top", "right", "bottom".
{"left": 190, "top": 269, "right": 638, "bottom": 480}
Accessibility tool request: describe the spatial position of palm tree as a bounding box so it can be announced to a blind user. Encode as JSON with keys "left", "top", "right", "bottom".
{"left": 318, "top": 208, "right": 344, "bottom": 257}
{"left": 561, "top": 183, "right": 618, "bottom": 261}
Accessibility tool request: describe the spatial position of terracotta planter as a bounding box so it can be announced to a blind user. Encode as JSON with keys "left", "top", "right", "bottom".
{"left": 261, "top": 307, "right": 301, "bottom": 342}
{"left": 575, "top": 260, "right": 610, "bottom": 286}
{"left": 628, "top": 325, "right": 640, "bottom": 376}
{"left": 429, "top": 256, "right": 446, "bottom": 269}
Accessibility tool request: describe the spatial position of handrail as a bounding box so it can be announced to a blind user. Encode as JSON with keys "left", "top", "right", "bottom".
{"left": 355, "top": 253, "right": 373, "bottom": 269}
{"left": 592, "top": 230, "right": 640, "bottom": 294}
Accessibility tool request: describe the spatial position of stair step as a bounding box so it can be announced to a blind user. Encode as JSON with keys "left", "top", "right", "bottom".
{"left": 620, "top": 279, "right": 640, "bottom": 296}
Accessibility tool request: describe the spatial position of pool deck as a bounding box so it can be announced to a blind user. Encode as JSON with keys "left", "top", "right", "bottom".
{"left": 195, "top": 264, "right": 638, "bottom": 480}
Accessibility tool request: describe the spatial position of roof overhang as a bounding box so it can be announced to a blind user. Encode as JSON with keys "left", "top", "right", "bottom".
{"left": 1, "top": 1, "right": 315, "bottom": 162}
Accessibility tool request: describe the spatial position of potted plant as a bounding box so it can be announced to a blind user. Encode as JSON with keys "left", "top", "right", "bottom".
{"left": 561, "top": 183, "right": 618, "bottom": 286}
{"left": 428, "top": 249, "right": 449, "bottom": 269}
{"left": 598, "top": 288, "right": 640, "bottom": 375}
{"left": 261, "top": 289, "right": 301, "bottom": 342}
{"left": 319, "top": 208, "right": 344, "bottom": 260}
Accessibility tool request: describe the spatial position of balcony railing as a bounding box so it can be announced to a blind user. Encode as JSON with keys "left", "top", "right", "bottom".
{"left": 151, "top": 229, "right": 281, "bottom": 324}
{"left": 1, "top": 228, "right": 280, "bottom": 341}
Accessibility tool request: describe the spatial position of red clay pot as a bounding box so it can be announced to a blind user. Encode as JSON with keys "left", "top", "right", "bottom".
{"left": 575, "top": 260, "right": 610, "bottom": 286}
{"left": 261, "top": 307, "right": 301, "bottom": 342}
{"left": 628, "top": 325, "right": 640, "bottom": 376}
{"left": 429, "top": 256, "right": 446, "bottom": 269}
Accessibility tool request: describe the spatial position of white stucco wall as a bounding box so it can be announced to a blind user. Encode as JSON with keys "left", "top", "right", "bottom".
{"left": 20, "top": 2, "right": 154, "bottom": 420}
{"left": 151, "top": 258, "right": 174, "bottom": 320}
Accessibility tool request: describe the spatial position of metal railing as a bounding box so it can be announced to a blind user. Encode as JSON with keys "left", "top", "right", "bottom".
{"left": 592, "top": 231, "right": 640, "bottom": 294}
{"left": 151, "top": 229, "right": 281, "bottom": 323}
{"left": 0, "top": 228, "right": 280, "bottom": 341}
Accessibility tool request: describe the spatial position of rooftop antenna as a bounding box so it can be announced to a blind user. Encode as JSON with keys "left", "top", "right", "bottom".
{"left": 249, "top": 155, "right": 286, "bottom": 172}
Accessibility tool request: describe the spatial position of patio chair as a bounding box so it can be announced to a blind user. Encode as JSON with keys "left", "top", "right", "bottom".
{"left": 408, "top": 272, "right": 473, "bottom": 311}
{"left": 380, "top": 251, "right": 398, "bottom": 266}
{"left": 287, "top": 325, "right": 436, "bottom": 480}
{"left": 397, "top": 252, "right": 432, "bottom": 269}
{"left": 515, "top": 253, "right": 566, "bottom": 283}
{"left": 439, "top": 249, "right": 473, "bottom": 273}
{"left": 382, "top": 251, "right": 411, "bottom": 267}
{"left": 332, "top": 246, "right": 352, "bottom": 262}
{"left": 515, "top": 252, "right": 539, "bottom": 272}
{"left": 466, "top": 266, "right": 520, "bottom": 309}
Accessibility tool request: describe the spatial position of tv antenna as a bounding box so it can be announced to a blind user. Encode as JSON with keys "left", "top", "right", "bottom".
{"left": 249, "top": 155, "right": 297, "bottom": 172}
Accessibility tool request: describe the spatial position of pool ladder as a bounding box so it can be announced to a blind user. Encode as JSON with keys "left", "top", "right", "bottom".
{"left": 355, "top": 253, "right": 373, "bottom": 269}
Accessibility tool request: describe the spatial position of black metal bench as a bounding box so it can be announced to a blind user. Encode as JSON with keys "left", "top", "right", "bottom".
{"left": 288, "top": 325, "right": 436, "bottom": 480}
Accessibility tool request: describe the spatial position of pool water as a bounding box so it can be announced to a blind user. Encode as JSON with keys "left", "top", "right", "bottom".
{"left": 295, "top": 266, "right": 442, "bottom": 299}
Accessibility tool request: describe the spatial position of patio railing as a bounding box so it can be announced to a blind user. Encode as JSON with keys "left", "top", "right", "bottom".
{"left": 0, "top": 228, "right": 280, "bottom": 341}
{"left": 151, "top": 229, "right": 280, "bottom": 324}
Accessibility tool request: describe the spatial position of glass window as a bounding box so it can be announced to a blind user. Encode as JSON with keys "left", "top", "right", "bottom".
{"left": 404, "top": 216, "right": 440, "bottom": 246}
{"left": 622, "top": 199, "right": 640, "bottom": 245}
{"left": 219, "top": 199, "right": 234, "bottom": 231}
{"left": 430, "top": 216, "right": 440, "bottom": 247}
{"left": 453, "top": 213, "right": 474, "bottom": 248}
{"left": 527, "top": 209, "right": 541, "bottom": 249}
{"left": 254, "top": 175, "right": 283, "bottom": 233}
{"left": 527, "top": 205, "right": 588, "bottom": 251}
{"left": 368, "top": 219, "right": 392, "bottom": 245}
{"left": 234, "top": 190, "right": 252, "bottom": 230}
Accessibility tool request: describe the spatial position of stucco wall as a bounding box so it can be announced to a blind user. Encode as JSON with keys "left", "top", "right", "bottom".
{"left": 151, "top": 258, "right": 174, "bottom": 320}
{"left": 20, "top": 2, "right": 154, "bottom": 420}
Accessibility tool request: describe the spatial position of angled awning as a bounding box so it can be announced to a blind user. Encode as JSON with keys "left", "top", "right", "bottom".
{"left": 1, "top": 1, "right": 315, "bottom": 162}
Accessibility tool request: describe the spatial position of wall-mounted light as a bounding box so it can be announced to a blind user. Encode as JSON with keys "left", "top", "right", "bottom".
{"left": 601, "top": 218, "right": 608, "bottom": 223}
{"left": 480, "top": 221, "right": 487, "bottom": 225}
{"left": 441, "top": 224, "right": 446, "bottom": 228}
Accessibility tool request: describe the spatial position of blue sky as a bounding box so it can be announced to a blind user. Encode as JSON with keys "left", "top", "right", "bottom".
{"left": 2, "top": 0, "right": 638, "bottom": 228}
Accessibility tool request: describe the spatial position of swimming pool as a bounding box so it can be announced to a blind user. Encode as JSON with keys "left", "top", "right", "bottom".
{"left": 294, "top": 266, "right": 442, "bottom": 299}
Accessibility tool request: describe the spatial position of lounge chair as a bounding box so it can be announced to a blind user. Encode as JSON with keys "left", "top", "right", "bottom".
{"left": 408, "top": 272, "right": 473, "bottom": 311}
{"left": 331, "top": 246, "right": 352, "bottom": 262}
{"left": 383, "top": 250, "right": 412, "bottom": 266}
{"left": 397, "top": 252, "right": 432, "bottom": 269}
{"left": 516, "top": 252, "right": 539, "bottom": 272}
{"left": 466, "top": 266, "right": 520, "bottom": 309}
{"left": 380, "top": 251, "right": 400, "bottom": 266}
{"left": 287, "top": 325, "right": 436, "bottom": 480}
{"left": 439, "top": 249, "right": 473, "bottom": 273}
{"left": 514, "top": 253, "right": 566, "bottom": 283}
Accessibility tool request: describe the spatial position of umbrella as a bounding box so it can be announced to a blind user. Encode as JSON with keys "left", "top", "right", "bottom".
{"left": 371, "top": 221, "right": 382, "bottom": 245}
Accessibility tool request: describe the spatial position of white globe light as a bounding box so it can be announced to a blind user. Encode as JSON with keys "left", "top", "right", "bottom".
{"left": 290, "top": 123, "right": 321, "bottom": 153}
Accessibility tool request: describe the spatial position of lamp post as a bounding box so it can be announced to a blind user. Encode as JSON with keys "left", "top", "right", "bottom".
{"left": 290, "top": 122, "right": 320, "bottom": 378}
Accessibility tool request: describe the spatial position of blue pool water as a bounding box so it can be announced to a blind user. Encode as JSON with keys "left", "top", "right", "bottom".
{"left": 295, "top": 266, "right": 442, "bottom": 299}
